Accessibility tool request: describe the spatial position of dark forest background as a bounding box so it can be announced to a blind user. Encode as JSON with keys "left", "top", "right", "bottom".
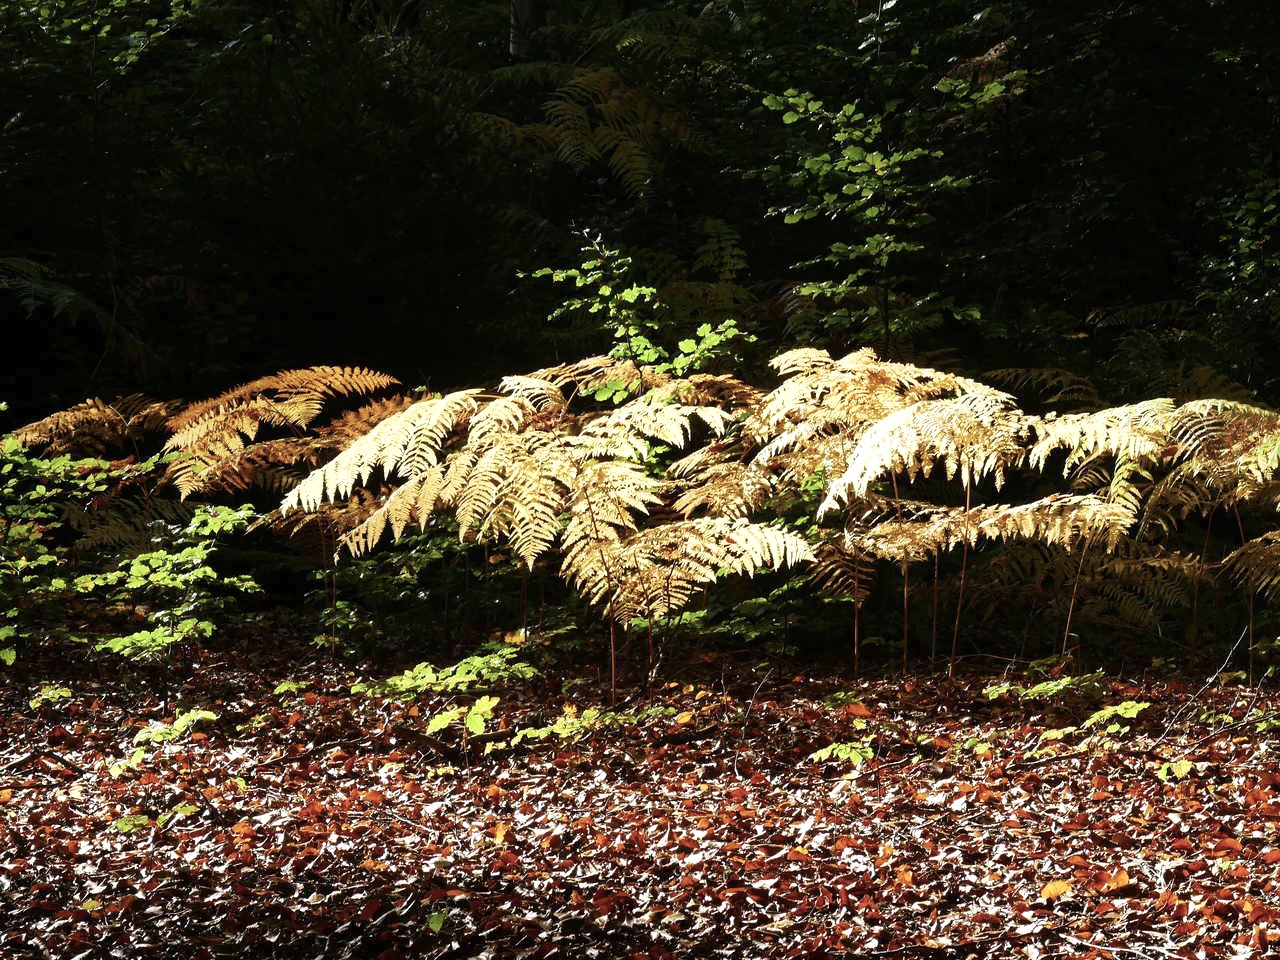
{"left": 4, "top": 0, "right": 1278, "bottom": 419}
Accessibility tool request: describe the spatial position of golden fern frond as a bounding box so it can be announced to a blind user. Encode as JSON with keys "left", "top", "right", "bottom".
{"left": 1222, "top": 531, "right": 1280, "bottom": 599}
{"left": 337, "top": 465, "right": 450, "bottom": 558}
{"left": 565, "top": 518, "right": 812, "bottom": 621}
{"left": 455, "top": 432, "right": 560, "bottom": 533}
{"left": 15, "top": 394, "right": 176, "bottom": 456}
{"left": 983, "top": 367, "right": 1103, "bottom": 411}
{"left": 809, "top": 538, "right": 875, "bottom": 604}
{"left": 562, "top": 459, "right": 663, "bottom": 550}
{"left": 166, "top": 366, "right": 397, "bottom": 434}
{"left": 467, "top": 396, "right": 539, "bottom": 444}
{"left": 281, "top": 389, "right": 482, "bottom": 513}
{"left": 268, "top": 366, "right": 399, "bottom": 423}
{"left": 1027, "top": 398, "right": 1176, "bottom": 475}
{"left": 649, "top": 372, "right": 762, "bottom": 410}
{"left": 575, "top": 398, "right": 735, "bottom": 456}
{"left": 314, "top": 394, "right": 418, "bottom": 443}
{"left": 1170, "top": 399, "right": 1280, "bottom": 503}
{"left": 528, "top": 355, "right": 657, "bottom": 396}
{"left": 973, "top": 493, "right": 1134, "bottom": 550}
{"left": 172, "top": 437, "right": 323, "bottom": 497}
{"left": 451, "top": 433, "right": 579, "bottom": 566}
{"left": 497, "top": 376, "right": 568, "bottom": 411}
{"left": 820, "top": 392, "right": 1028, "bottom": 515}
{"left": 263, "top": 488, "right": 387, "bottom": 561}
{"left": 1106, "top": 455, "right": 1155, "bottom": 517}
{"left": 163, "top": 367, "right": 398, "bottom": 497}
{"left": 769, "top": 347, "right": 836, "bottom": 377}
{"left": 852, "top": 510, "right": 968, "bottom": 562}
{"left": 1137, "top": 464, "right": 1219, "bottom": 537}
{"left": 671, "top": 457, "right": 774, "bottom": 519}
{"left": 749, "top": 350, "right": 899, "bottom": 455}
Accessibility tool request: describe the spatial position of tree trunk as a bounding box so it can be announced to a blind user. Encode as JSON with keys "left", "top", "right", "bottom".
{"left": 510, "top": 0, "right": 544, "bottom": 60}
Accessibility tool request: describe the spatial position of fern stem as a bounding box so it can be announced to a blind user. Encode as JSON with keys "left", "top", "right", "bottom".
{"left": 852, "top": 603, "right": 862, "bottom": 678}
{"left": 1187, "top": 508, "right": 1215, "bottom": 659}
{"left": 1234, "top": 507, "right": 1256, "bottom": 684}
{"left": 949, "top": 487, "right": 972, "bottom": 679}
{"left": 1061, "top": 538, "right": 1091, "bottom": 661}
{"left": 930, "top": 554, "right": 940, "bottom": 664}
{"left": 647, "top": 617, "right": 655, "bottom": 696}
{"left": 890, "top": 472, "right": 910, "bottom": 673}
{"left": 901, "top": 559, "right": 911, "bottom": 674}
{"left": 609, "top": 620, "right": 618, "bottom": 706}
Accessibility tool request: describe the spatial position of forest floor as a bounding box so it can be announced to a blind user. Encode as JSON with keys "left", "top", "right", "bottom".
{"left": 2, "top": 636, "right": 1279, "bottom": 960}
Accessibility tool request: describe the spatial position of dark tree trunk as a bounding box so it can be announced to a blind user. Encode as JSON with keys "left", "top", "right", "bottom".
{"left": 509, "top": 0, "right": 544, "bottom": 60}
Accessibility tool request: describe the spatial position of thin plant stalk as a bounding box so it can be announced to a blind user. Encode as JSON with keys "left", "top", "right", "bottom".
{"left": 930, "top": 553, "right": 940, "bottom": 663}
{"left": 1234, "top": 507, "right": 1256, "bottom": 684}
{"left": 1061, "top": 537, "right": 1091, "bottom": 661}
{"left": 852, "top": 602, "right": 862, "bottom": 678}
{"left": 901, "top": 559, "right": 910, "bottom": 674}
{"left": 948, "top": 486, "right": 972, "bottom": 679}
{"left": 609, "top": 620, "right": 619, "bottom": 705}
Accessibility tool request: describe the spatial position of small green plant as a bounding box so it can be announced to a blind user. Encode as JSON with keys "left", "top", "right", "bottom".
{"left": 1036, "top": 700, "right": 1150, "bottom": 756}
{"left": 984, "top": 671, "right": 1108, "bottom": 702}
{"left": 0, "top": 435, "right": 117, "bottom": 658}
{"left": 73, "top": 504, "right": 260, "bottom": 658}
{"left": 133, "top": 707, "right": 218, "bottom": 745}
{"left": 809, "top": 740, "right": 874, "bottom": 766}
{"left": 354, "top": 643, "right": 537, "bottom": 745}
{"left": 1156, "top": 758, "right": 1198, "bottom": 783}
{"left": 511, "top": 702, "right": 676, "bottom": 747}
{"left": 528, "top": 230, "right": 756, "bottom": 390}
{"left": 352, "top": 644, "right": 537, "bottom": 699}
{"left": 28, "top": 683, "right": 73, "bottom": 709}
{"left": 111, "top": 706, "right": 218, "bottom": 777}
{"left": 758, "top": 90, "right": 977, "bottom": 345}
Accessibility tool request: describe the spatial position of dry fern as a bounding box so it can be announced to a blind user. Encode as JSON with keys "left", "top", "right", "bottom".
{"left": 164, "top": 366, "right": 399, "bottom": 497}
{"left": 15, "top": 394, "right": 177, "bottom": 456}
{"left": 563, "top": 518, "right": 813, "bottom": 621}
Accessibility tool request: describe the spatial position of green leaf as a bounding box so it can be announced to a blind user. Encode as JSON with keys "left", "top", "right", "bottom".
{"left": 464, "top": 708, "right": 486, "bottom": 735}
{"left": 0, "top": 648, "right": 14, "bottom": 666}
{"left": 112, "top": 814, "right": 153, "bottom": 834}
{"left": 1157, "top": 758, "right": 1196, "bottom": 782}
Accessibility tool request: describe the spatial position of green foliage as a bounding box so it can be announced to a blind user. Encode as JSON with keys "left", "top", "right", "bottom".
{"left": 0, "top": 428, "right": 260, "bottom": 660}
{"left": 353, "top": 644, "right": 535, "bottom": 743}
{"left": 72, "top": 505, "right": 260, "bottom": 658}
{"left": 984, "top": 672, "right": 1108, "bottom": 703}
{"left": 353, "top": 645, "right": 536, "bottom": 699}
{"left": 808, "top": 740, "right": 874, "bottom": 767}
{"left": 111, "top": 706, "right": 217, "bottom": 777}
{"left": 134, "top": 707, "right": 218, "bottom": 745}
{"left": 759, "top": 89, "right": 977, "bottom": 345}
{"left": 1, "top": 436, "right": 119, "bottom": 658}
{"left": 29, "top": 683, "right": 73, "bottom": 710}
{"left": 529, "top": 230, "right": 756, "bottom": 385}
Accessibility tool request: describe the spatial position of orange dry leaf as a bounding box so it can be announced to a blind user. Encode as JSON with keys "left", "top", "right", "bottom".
{"left": 1041, "top": 880, "right": 1073, "bottom": 900}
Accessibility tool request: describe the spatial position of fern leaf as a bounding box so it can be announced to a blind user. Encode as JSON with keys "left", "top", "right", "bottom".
{"left": 281, "top": 390, "right": 481, "bottom": 513}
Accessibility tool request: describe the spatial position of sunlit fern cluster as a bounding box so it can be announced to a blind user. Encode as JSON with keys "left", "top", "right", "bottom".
{"left": 14, "top": 348, "right": 1280, "bottom": 670}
